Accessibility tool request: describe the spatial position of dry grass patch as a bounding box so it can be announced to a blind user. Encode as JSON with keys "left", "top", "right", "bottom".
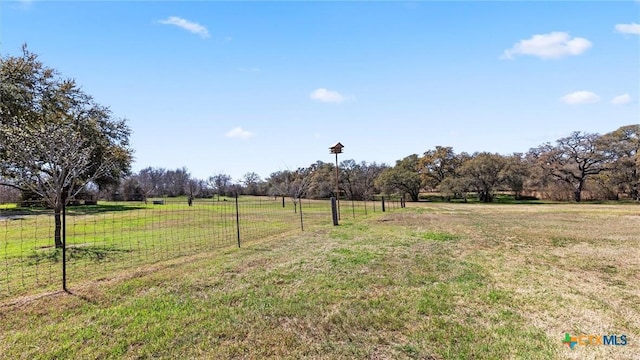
{"left": 1, "top": 203, "right": 637, "bottom": 359}
{"left": 404, "top": 202, "right": 639, "bottom": 359}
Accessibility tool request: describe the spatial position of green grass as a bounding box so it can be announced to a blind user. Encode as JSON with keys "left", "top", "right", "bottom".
{"left": 0, "top": 197, "right": 336, "bottom": 298}
{"left": 419, "top": 230, "right": 461, "bottom": 242}
{"left": 1, "top": 201, "right": 639, "bottom": 359}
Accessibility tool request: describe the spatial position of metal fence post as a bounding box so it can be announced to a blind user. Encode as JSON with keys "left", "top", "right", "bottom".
{"left": 235, "top": 193, "right": 241, "bottom": 248}
{"left": 299, "top": 196, "right": 304, "bottom": 231}
{"left": 351, "top": 199, "right": 355, "bottom": 219}
{"left": 62, "top": 201, "right": 67, "bottom": 292}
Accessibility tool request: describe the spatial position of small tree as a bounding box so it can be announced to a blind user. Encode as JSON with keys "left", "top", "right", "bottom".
{"left": 267, "top": 168, "right": 311, "bottom": 212}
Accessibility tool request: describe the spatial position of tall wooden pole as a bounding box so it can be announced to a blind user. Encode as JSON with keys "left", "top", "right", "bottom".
{"left": 335, "top": 152, "right": 340, "bottom": 220}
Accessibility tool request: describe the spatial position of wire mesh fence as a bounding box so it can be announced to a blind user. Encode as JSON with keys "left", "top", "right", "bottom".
{"left": 0, "top": 195, "right": 403, "bottom": 300}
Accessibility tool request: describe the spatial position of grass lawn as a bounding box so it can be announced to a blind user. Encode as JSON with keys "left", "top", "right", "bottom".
{"left": 0, "top": 202, "right": 638, "bottom": 359}
{"left": 0, "top": 197, "right": 335, "bottom": 298}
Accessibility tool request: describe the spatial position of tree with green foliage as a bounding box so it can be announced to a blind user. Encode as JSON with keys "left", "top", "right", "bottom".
{"left": 501, "top": 153, "right": 529, "bottom": 199}
{"left": 306, "top": 161, "right": 336, "bottom": 199}
{"left": 419, "top": 146, "right": 461, "bottom": 191}
{"left": 456, "top": 152, "right": 507, "bottom": 202}
{"left": 0, "top": 46, "right": 132, "bottom": 247}
{"left": 597, "top": 125, "right": 640, "bottom": 200}
{"left": 375, "top": 154, "right": 422, "bottom": 201}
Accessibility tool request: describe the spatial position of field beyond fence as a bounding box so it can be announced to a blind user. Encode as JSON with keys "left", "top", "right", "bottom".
{"left": 0, "top": 196, "right": 401, "bottom": 300}
{"left": 1, "top": 201, "right": 638, "bottom": 359}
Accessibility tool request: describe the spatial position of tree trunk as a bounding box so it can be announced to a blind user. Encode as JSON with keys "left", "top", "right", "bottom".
{"left": 54, "top": 207, "right": 63, "bottom": 248}
{"left": 479, "top": 191, "right": 493, "bottom": 202}
{"left": 574, "top": 182, "right": 583, "bottom": 202}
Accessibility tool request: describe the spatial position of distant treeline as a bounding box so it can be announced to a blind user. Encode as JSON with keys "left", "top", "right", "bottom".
{"left": 103, "top": 124, "right": 640, "bottom": 203}
{"left": 1, "top": 125, "right": 637, "bottom": 204}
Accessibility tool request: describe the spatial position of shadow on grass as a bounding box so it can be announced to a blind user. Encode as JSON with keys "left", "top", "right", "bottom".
{"left": 246, "top": 247, "right": 273, "bottom": 252}
{"left": 65, "top": 290, "right": 100, "bottom": 305}
{"left": 0, "top": 207, "right": 51, "bottom": 217}
{"left": 65, "top": 204, "right": 147, "bottom": 216}
{"left": 418, "top": 194, "right": 548, "bottom": 205}
{"left": 0, "top": 204, "right": 147, "bottom": 219}
{"left": 28, "top": 246, "right": 132, "bottom": 265}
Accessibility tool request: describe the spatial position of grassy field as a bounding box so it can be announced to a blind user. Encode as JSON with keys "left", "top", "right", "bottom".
{"left": 0, "top": 197, "right": 380, "bottom": 299}
{"left": 1, "top": 202, "right": 638, "bottom": 359}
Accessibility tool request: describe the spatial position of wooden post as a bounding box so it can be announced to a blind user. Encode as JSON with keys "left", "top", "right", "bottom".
{"left": 331, "top": 197, "right": 339, "bottom": 226}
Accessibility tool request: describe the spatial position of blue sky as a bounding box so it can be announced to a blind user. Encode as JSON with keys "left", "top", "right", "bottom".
{"left": 3, "top": 1, "right": 639, "bottom": 181}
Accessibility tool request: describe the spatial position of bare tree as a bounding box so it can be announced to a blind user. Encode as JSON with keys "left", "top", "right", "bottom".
{"left": 339, "top": 160, "right": 386, "bottom": 201}
{"left": 138, "top": 167, "right": 166, "bottom": 200}
{"left": 267, "top": 168, "right": 312, "bottom": 212}
{"left": 208, "top": 173, "right": 232, "bottom": 199}
{"left": 530, "top": 132, "right": 610, "bottom": 202}
{"left": 0, "top": 180, "right": 20, "bottom": 204}
{"left": 242, "top": 172, "right": 262, "bottom": 195}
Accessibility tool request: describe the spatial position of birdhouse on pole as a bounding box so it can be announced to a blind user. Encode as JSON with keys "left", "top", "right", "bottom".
{"left": 329, "top": 142, "right": 344, "bottom": 154}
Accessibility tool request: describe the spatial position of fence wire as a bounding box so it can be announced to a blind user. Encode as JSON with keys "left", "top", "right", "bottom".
{"left": 0, "top": 195, "right": 402, "bottom": 300}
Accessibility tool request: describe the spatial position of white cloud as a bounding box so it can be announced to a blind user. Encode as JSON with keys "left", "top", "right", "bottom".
{"left": 611, "top": 94, "right": 632, "bottom": 105}
{"left": 502, "top": 32, "right": 592, "bottom": 60}
{"left": 560, "top": 91, "right": 600, "bottom": 105}
{"left": 158, "top": 16, "right": 210, "bottom": 38}
{"left": 615, "top": 23, "right": 640, "bottom": 35}
{"left": 309, "top": 88, "right": 347, "bottom": 103}
{"left": 225, "top": 127, "right": 254, "bottom": 139}
{"left": 13, "top": 0, "right": 34, "bottom": 10}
